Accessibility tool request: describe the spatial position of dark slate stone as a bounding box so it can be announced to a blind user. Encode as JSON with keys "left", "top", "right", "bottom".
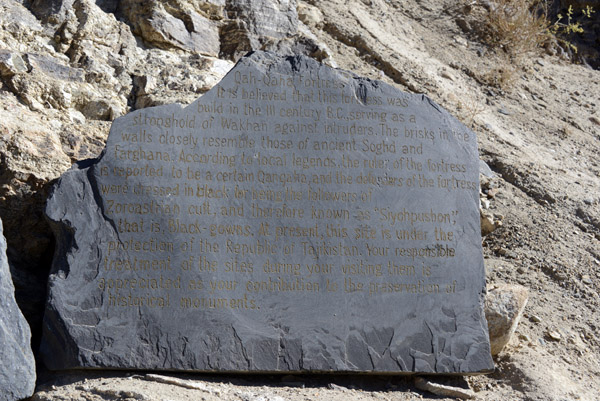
{"left": 0, "top": 218, "right": 36, "bottom": 401}
{"left": 42, "top": 51, "right": 494, "bottom": 374}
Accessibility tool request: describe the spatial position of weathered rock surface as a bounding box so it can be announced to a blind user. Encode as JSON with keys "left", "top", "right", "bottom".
{"left": 42, "top": 51, "right": 493, "bottom": 374}
{"left": 226, "top": 0, "right": 298, "bottom": 40}
{"left": 484, "top": 284, "right": 529, "bottom": 356}
{"left": 120, "top": 0, "right": 220, "bottom": 56}
{"left": 0, "top": 218, "right": 36, "bottom": 401}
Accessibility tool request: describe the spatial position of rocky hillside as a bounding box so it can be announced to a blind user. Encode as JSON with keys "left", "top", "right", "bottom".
{"left": 1, "top": 0, "right": 599, "bottom": 400}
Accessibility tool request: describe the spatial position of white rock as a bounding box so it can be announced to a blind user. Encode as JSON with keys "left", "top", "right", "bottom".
{"left": 414, "top": 377, "right": 475, "bottom": 399}
{"left": 485, "top": 284, "right": 529, "bottom": 355}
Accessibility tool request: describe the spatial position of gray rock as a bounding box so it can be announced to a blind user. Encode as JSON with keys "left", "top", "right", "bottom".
{"left": 0, "top": 99, "right": 75, "bottom": 348}
{"left": 0, "top": 51, "right": 28, "bottom": 77}
{"left": 80, "top": 98, "right": 122, "bottom": 121}
{"left": 0, "top": 218, "right": 36, "bottom": 401}
{"left": 220, "top": 0, "right": 299, "bottom": 60}
{"left": 0, "top": 0, "right": 44, "bottom": 41}
{"left": 225, "top": 0, "right": 298, "bottom": 40}
{"left": 120, "top": 1, "right": 220, "bottom": 56}
{"left": 42, "top": 51, "right": 493, "bottom": 374}
{"left": 455, "top": 17, "right": 471, "bottom": 33}
{"left": 24, "top": 53, "right": 84, "bottom": 82}
{"left": 479, "top": 159, "right": 494, "bottom": 178}
{"left": 1, "top": 0, "right": 135, "bottom": 117}
{"left": 219, "top": 19, "right": 260, "bottom": 60}
{"left": 30, "top": 0, "right": 75, "bottom": 25}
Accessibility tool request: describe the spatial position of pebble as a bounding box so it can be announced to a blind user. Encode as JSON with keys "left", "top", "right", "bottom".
{"left": 327, "top": 383, "right": 348, "bottom": 391}
{"left": 536, "top": 59, "right": 545, "bottom": 66}
{"left": 581, "top": 275, "right": 592, "bottom": 285}
{"left": 590, "top": 116, "right": 600, "bottom": 126}
{"left": 440, "top": 70, "right": 454, "bottom": 81}
{"left": 530, "top": 315, "right": 542, "bottom": 323}
{"left": 519, "top": 333, "right": 532, "bottom": 342}
{"left": 455, "top": 17, "right": 471, "bottom": 32}
{"left": 453, "top": 35, "right": 468, "bottom": 47}
{"left": 547, "top": 330, "right": 562, "bottom": 341}
{"left": 498, "top": 248, "right": 517, "bottom": 259}
{"left": 498, "top": 108, "right": 511, "bottom": 115}
{"left": 487, "top": 188, "right": 499, "bottom": 198}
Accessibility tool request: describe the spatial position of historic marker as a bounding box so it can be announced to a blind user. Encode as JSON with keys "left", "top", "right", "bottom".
{"left": 42, "top": 52, "right": 493, "bottom": 374}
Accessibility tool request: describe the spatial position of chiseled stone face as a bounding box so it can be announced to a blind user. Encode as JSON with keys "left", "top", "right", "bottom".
{"left": 42, "top": 51, "right": 493, "bottom": 374}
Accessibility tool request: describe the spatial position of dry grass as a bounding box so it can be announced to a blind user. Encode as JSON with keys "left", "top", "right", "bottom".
{"left": 467, "top": 0, "right": 551, "bottom": 89}
{"left": 483, "top": 0, "right": 551, "bottom": 60}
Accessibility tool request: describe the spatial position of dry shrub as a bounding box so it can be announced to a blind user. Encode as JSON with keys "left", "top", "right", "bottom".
{"left": 483, "top": 0, "right": 551, "bottom": 60}
{"left": 456, "top": 97, "right": 486, "bottom": 128}
{"left": 471, "top": 0, "right": 551, "bottom": 89}
{"left": 482, "top": 53, "right": 519, "bottom": 89}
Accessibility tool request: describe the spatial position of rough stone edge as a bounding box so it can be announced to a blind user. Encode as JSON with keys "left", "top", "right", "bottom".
{"left": 0, "top": 218, "right": 36, "bottom": 401}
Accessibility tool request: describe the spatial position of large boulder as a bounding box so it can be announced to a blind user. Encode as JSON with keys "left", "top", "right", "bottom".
{"left": 0, "top": 218, "right": 36, "bottom": 401}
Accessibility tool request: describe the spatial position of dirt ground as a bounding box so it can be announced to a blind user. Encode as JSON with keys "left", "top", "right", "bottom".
{"left": 13, "top": 0, "right": 600, "bottom": 399}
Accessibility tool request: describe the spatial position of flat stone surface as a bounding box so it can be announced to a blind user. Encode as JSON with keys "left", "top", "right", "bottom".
{"left": 0, "top": 218, "right": 36, "bottom": 401}
{"left": 42, "top": 51, "right": 493, "bottom": 374}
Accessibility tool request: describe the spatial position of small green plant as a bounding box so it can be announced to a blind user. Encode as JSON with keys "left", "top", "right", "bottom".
{"left": 476, "top": 1, "right": 595, "bottom": 89}
{"left": 549, "top": 5, "right": 595, "bottom": 53}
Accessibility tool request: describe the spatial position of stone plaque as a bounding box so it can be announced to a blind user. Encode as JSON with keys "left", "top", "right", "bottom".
{"left": 42, "top": 52, "right": 493, "bottom": 374}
